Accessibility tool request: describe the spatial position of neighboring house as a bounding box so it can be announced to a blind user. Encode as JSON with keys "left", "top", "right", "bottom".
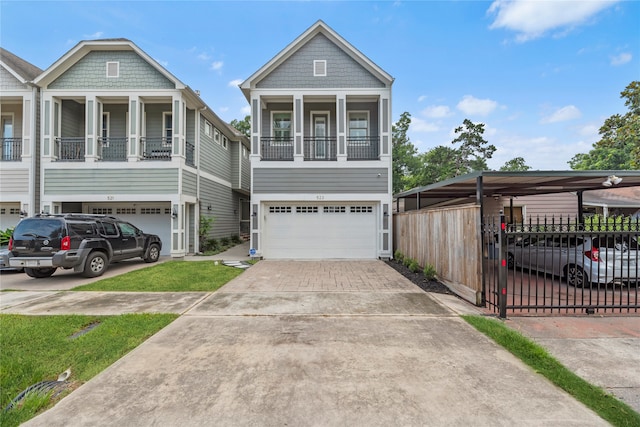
{"left": 240, "top": 21, "right": 393, "bottom": 259}
{"left": 31, "top": 39, "right": 250, "bottom": 256}
{"left": 583, "top": 187, "right": 640, "bottom": 217}
{"left": 0, "top": 48, "right": 42, "bottom": 229}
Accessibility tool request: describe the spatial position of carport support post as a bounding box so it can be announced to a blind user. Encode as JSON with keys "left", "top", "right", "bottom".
{"left": 498, "top": 212, "right": 507, "bottom": 318}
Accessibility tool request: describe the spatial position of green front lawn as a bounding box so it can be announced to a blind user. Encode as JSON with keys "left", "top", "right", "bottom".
{"left": 74, "top": 260, "right": 244, "bottom": 292}
{"left": 463, "top": 315, "right": 640, "bottom": 427}
{"left": 0, "top": 313, "right": 177, "bottom": 427}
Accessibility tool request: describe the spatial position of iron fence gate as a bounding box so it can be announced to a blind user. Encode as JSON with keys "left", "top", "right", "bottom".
{"left": 483, "top": 215, "right": 639, "bottom": 317}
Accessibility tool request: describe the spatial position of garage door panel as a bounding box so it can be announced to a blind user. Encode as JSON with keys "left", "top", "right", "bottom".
{"left": 264, "top": 204, "right": 376, "bottom": 259}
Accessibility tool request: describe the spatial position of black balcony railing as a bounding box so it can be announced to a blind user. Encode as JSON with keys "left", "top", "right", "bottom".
{"left": 1, "top": 138, "right": 22, "bottom": 161}
{"left": 56, "top": 137, "right": 85, "bottom": 161}
{"left": 141, "top": 137, "right": 172, "bottom": 161}
{"left": 304, "top": 137, "right": 337, "bottom": 161}
{"left": 98, "top": 137, "right": 128, "bottom": 161}
{"left": 261, "top": 137, "right": 294, "bottom": 161}
{"left": 186, "top": 141, "right": 195, "bottom": 167}
{"left": 347, "top": 136, "right": 379, "bottom": 160}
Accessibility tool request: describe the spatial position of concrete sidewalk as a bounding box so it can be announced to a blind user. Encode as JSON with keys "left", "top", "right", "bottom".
{"left": 17, "top": 260, "right": 626, "bottom": 426}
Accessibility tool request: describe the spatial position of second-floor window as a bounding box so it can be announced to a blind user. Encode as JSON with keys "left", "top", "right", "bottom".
{"left": 348, "top": 112, "right": 368, "bottom": 144}
{"left": 272, "top": 112, "right": 291, "bottom": 143}
{"left": 101, "top": 112, "right": 110, "bottom": 147}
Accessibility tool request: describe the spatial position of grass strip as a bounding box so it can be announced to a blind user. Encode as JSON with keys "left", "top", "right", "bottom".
{"left": 0, "top": 313, "right": 177, "bottom": 427}
{"left": 462, "top": 315, "right": 640, "bottom": 427}
{"left": 73, "top": 260, "right": 244, "bottom": 292}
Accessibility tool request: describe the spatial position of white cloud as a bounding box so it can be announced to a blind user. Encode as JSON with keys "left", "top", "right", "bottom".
{"left": 457, "top": 95, "right": 498, "bottom": 116}
{"left": 417, "top": 95, "right": 427, "bottom": 102}
{"left": 241, "top": 105, "right": 251, "bottom": 115}
{"left": 218, "top": 106, "right": 229, "bottom": 113}
{"left": 611, "top": 52, "right": 632, "bottom": 66}
{"left": 228, "top": 79, "right": 243, "bottom": 87}
{"left": 85, "top": 31, "right": 104, "bottom": 39}
{"left": 210, "top": 61, "right": 223, "bottom": 71}
{"left": 577, "top": 123, "right": 600, "bottom": 138}
{"left": 487, "top": 0, "right": 618, "bottom": 42}
{"left": 421, "top": 105, "right": 452, "bottom": 119}
{"left": 410, "top": 117, "right": 440, "bottom": 133}
{"left": 541, "top": 105, "right": 582, "bottom": 124}
{"left": 197, "top": 53, "right": 211, "bottom": 61}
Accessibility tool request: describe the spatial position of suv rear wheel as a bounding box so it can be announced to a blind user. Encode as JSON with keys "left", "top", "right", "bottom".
{"left": 82, "top": 252, "right": 108, "bottom": 278}
{"left": 25, "top": 267, "right": 57, "bottom": 278}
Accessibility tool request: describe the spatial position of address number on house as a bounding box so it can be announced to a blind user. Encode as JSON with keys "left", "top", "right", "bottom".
{"left": 316, "top": 195, "right": 325, "bottom": 200}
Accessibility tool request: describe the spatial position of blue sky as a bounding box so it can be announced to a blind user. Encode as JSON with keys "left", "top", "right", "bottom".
{"left": 1, "top": 0, "right": 638, "bottom": 170}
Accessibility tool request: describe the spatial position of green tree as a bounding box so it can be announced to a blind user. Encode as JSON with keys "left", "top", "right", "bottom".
{"left": 230, "top": 115, "right": 251, "bottom": 138}
{"left": 392, "top": 112, "right": 421, "bottom": 194}
{"left": 570, "top": 81, "right": 640, "bottom": 170}
{"left": 451, "top": 119, "right": 496, "bottom": 175}
{"left": 418, "top": 145, "right": 458, "bottom": 184}
{"left": 499, "top": 156, "right": 531, "bottom": 171}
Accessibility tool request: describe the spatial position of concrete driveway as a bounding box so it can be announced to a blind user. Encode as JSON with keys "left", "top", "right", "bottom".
{"left": 21, "top": 260, "right": 610, "bottom": 426}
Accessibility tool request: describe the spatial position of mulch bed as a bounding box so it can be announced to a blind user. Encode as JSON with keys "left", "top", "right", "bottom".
{"left": 385, "top": 260, "right": 453, "bottom": 295}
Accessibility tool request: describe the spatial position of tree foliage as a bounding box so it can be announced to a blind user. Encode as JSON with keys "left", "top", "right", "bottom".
{"left": 500, "top": 157, "right": 531, "bottom": 171}
{"left": 392, "top": 112, "right": 421, "bottom": 194}
{"left": 450, "top": 119, "right": 496, "bottom": 175}
{"left": 230, "top": 115, "right": 251, "bottom": 138}
{"left": 569, "top": 81, "right": 640, "bottom": 170}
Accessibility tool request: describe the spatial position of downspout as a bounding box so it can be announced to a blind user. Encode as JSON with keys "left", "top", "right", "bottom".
{"left": 477, "top": 175, "right": 486, "bottom": 306}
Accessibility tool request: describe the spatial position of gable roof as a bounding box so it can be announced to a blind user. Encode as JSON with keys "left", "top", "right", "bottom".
{"left": 240, "top": 20, "right": 394, "bottom": 101}
{"left": 34, "top": 39, "right": 186, "bottom": 89}
{"left": 583, "top": 186, "right": 640, "bottom": 208}
{"left": 0, "top": 47, "right": 43, "bottom": 84}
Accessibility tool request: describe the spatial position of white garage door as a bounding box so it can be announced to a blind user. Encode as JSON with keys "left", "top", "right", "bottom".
{"left": 88, "top": 204, "right": 172, "bottom": 255}
{"left": 0, "top": 204, "right": 21, "bottom": 230}
{"left": 263, "top": 203, "right": 377, "bottom": 259}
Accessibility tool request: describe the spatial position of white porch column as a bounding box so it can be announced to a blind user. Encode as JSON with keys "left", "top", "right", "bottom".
{"left": 294, "top": 95, "right": 303, "bottom": 162}
{"left": 85, "top": 96, "right": 98, "bottom": 162}
{"left": 337, "top": 94, "right": 347, "bottom": 161}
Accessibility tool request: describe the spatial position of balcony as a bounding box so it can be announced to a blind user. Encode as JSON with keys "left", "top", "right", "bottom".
{"left": 261, "top": 137, "right": 294, "bottom": 161}
{"left": 347, "top": 136, "right": 379, "bottom": 160}
{"left": 1, "top": 138, "right": 21, "bottom": 161}
{"left": 304, "top": 137, "right": 337, "bottom": 161}
{"left": 98, "top": 137, "right": 128, "bottom": 161}
{"left": 56, "top": 137, "right": 85, "bottom": 162}
{"left": 141, "top": 137, "right": 172, "bottom": 161}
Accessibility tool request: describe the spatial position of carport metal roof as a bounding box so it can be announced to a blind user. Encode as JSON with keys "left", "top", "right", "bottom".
{"left": 394, "top": 170, "right": 640, "bottom": 210}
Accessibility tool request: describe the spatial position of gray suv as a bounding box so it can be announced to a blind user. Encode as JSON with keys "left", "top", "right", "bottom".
{"left": 2, "top": 214, "right": 162, "bottom": 278}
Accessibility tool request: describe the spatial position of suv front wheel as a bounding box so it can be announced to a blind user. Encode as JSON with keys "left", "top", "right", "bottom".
{"left": 25, "top": 267, "right": 57, "bottom": 278}
{"left": 144, "top": 243, "right": 160, "bottom": 263}
{"left": 83, "top": 252, "right": 108, "bottom": 278}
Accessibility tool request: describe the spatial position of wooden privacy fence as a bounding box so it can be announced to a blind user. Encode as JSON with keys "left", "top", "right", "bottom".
{"left": 394, "top": 204, "right": 483, "bottom": 305}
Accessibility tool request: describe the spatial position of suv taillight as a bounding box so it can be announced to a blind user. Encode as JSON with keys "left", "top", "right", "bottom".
{"left": 8, "top": 238, "right": 13, "bottom": 251}
{"left": 585, "top": 248, "right": 599, "bottom": 261}
{"left": 61, "top": 236, "right": 71, "bottom": 250}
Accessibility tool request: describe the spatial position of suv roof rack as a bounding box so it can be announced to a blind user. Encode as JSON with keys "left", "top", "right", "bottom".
{"left": 34, "top": 213, "right": 121, "bottom": 220}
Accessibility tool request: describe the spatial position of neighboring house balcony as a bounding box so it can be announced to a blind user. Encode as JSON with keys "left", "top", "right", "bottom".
{"left": 46, "top": 98, "right": 196, "bottom": 167}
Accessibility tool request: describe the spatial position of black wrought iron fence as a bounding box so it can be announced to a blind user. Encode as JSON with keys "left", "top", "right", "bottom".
{"left": 303, "top": 137, "right": 337, "bottom": 160}
{"left": 98, "top": 137, "right": 128, "bottom": 161}
{"left": 261, "top": 137, "right": 293, "bottom": 161}
{"left": 1, "top": 138, "right": 21, "bottom": 161}
{"left": 141, "top": 137, "right": 172, "bottom": 161}
{"left": 483, "top": 215, "right": 639, "bottom": 317}
{"left": 56, "top": 137, "right": 85, "bottom": 161}
{"left": 347, "top": 136, "right": 379, "bottom": 160}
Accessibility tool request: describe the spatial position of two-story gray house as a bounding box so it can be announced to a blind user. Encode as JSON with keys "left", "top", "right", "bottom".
{"left": 240, "top": 21, "right": 393, "bottom": 259}
{"left": 30, "top": 39, "right": 250, "bottom": 256}
{"left": 0, "top": 48, "right": 42, "bottom": 229}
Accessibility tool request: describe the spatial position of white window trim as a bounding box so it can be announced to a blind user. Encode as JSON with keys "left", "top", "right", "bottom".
{"left": 214, "top": 128, "right": 220, "bottom": 144}
{"left": 106, "top": 61, "right": 120, "bottom": 78}
{"left": 162, "top": 112, "right": 172, "bottom": 147}
{"left": 313, "top": 60, "right": 327, "bottom": 77}
{"left": 101, "top": 112, "right": 110, "bottom": 147}
{"left": 348, "top": 111, "right": 370, "bottom": 145}
{"left": 222, "top": 135, "right": 228, "bottom": 149}
{"left": 1, "top": 113, "right": 15, "bottom": 159}
{"left": 204, "top": 120, "right": 212, "bottom": 137}
{"left": 271, "top": 111, "right": 293, "bottom": 145}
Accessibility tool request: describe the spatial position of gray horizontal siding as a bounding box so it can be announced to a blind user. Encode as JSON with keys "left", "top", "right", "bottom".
{"left": 44, "top": 168, "right": 179, "bottom": 194}
{"left": 241, "top": 151, "right": 250, "bottom": 192}
{"left": 0, "top": 169, "right": 29, "bottom": 193}
{"left": 200, "top": 178, "right": 239, "bottom": 238}
{"left": 257, "top": 34, "right": 385, "bottom": 89}
{"left": 104, "top": 104, "right": 127, "bottom": 137}
{"left": 231, "top": 142, "right": 240, "bottom": 188}
{"left": 199, "top": 116, "right": 232, "bottom": 181}
{"left": 253, "top": 168, "right": 388, "bottom": 193}
{"left": 49, "top": 51, "right": 174, "bottom": 90}
{"left": 182, "top": 170, "right": 197, "bottom": 197}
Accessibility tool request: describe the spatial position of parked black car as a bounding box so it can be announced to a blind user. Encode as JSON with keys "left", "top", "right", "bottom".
{"left": 1, "top": 214, "right": 162, "bottom": 278}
